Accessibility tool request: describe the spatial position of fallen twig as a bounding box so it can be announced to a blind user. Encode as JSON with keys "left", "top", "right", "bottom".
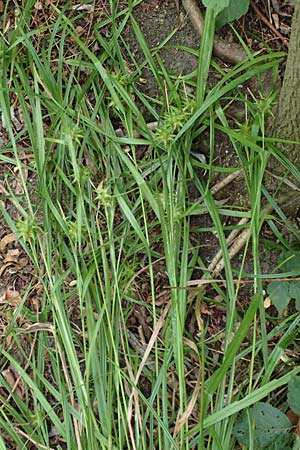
{"left": 190, "top": 192, "right": 297, "bottom": 288}
{"left": 210, "top": 170, "right": 242, "bottom": 195}
{"left": 205, "top": 217, "right": 251, "bottom": 278}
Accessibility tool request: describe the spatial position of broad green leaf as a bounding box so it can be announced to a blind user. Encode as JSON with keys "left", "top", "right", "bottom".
{"left": 216, "top": 0, "right": 250, "bottom": 29}
{"left": 289, "top": 281, "right": 300, "bottom": 302}
{"left": 280, "top": 251, "right": 300, "bottom": 275}
{"left": 202, "top": 0, "right": 230, "bottom": 17}
{"left": 288, "top": 376, "right": 300, "bottom": 416}
{"left": 233, "top": 402, "right": 291, "bottom": 449}
{"left": 267, "top": 281, "right": 290, "bottom": 312}
{"left": 264, "top": 435, "right": 293, "bottom": 450}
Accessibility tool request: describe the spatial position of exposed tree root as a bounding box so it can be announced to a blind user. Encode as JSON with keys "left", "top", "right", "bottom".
{"left": 187, "top": 192, "right": 296, "bottom": 291}
{"left": 182, "top": 0, "right": 247, "bottom": 65}
{"left": 210, "top": 170, "right": 242, "bottom": 196}
{"left": 209, "top": 225, "right": 251, "bottom": 278}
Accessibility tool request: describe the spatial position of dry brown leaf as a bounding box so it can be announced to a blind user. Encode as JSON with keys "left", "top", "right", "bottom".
{"left": 264, "top": 296, "right": 272, "bottom": 309}
{"left": 173, "top": 370, "right": 201, "bottom": 438}
{"left": 0, "top": 262, "right": 14, "bottom": 277}
{"left": 272, "top": 12, "right": 280, "bottom": 29}
{"left": 5, "top": 248, "right": 20, "bottom": 257}
{"left": 286, "top": 408, "right": 299, "bottom": 426}
{"left": 3, "top": 248, "right": 21, "bottom": 264}
{"left": 297, "top": 419, "right": 300, "bottom": 439}
{"left": 31, "top": 295, "right": 41, "bottom": 313}
{"left": 17, "top": 256, "right": 29, "bottom": 268}
{"left": 0, "top": 289, "right": 22, "bottom": 306}
{"left": 127, "top": 302, "right": 171, "bottom": 450}
{"left": 1, "top": 367, "right": 24, "bottom": 399}
{"left": 6, "top": 289, "right": 21, "bottom": 301}
{"left": 0, "top": 233, "right": 17, "bottom": 252}
{"left": 23, "top": 322, "right": 54, "bottom": 333}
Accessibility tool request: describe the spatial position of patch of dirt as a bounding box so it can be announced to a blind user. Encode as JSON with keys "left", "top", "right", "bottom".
{"left": 123, "top": 0, "right": 199, "bottom": 97}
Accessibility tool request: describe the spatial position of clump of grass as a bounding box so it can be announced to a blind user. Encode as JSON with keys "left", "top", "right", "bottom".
{"left": 0, "top": 1, "right": 299, "bottom": 449}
